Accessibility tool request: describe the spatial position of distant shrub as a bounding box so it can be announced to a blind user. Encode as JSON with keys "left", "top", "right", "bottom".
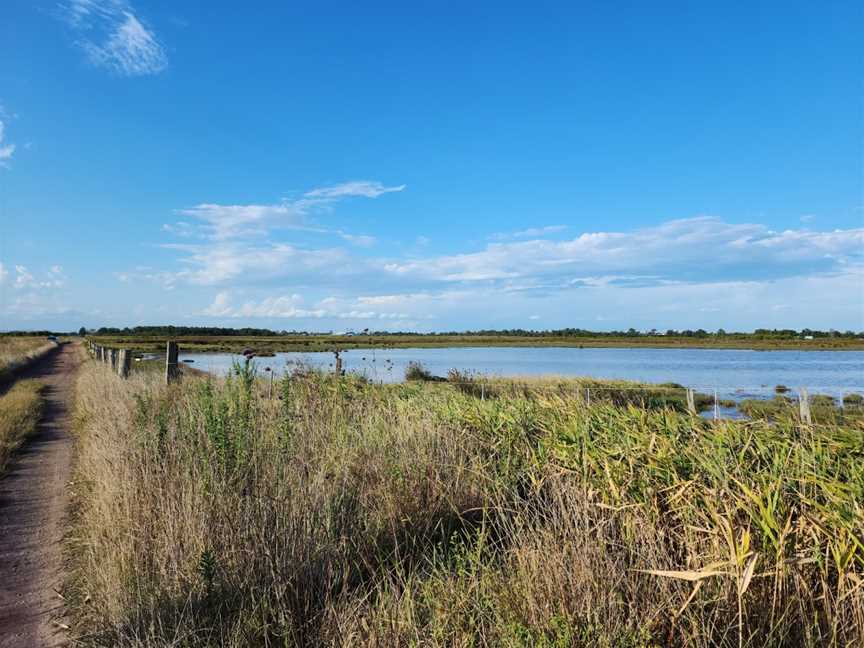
{"left": 405, "top": 361, "right": 442, "bottom": 382}
{"left": 775, "top": 384, "right": 790, "bottom": 394}
{"left": 810, "top": 394, "right": 837, "bottom": 407}
{"left": 843, "top": 393, "right": 863, "bottom": 406}
{"left": 447, "top": 369, "right": 489, "bottom": 397}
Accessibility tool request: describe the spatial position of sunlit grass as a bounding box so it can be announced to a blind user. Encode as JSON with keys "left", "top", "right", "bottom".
{"left": 68, "top": 361, "right": 863, "bottom": 646}
{"left": 0, "top": 379, "right": 46, "bottom": 474}
{"left": 0, "top": 336, "right": 55, "bottom": 379}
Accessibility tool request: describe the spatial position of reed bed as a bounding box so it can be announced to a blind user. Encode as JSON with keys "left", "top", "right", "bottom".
{"left": 68, "top": 360, "right": 863, "bottom": 647}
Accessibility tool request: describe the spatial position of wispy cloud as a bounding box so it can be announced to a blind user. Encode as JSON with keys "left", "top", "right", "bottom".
{"left": 202, "top": 291, "right": 410, "bottom": 321}
{"left": 2, "top": 264, "right": 67, "bottom": 290}
{"left": 174, "top": 202, "right": 307, "bottom": 241}
{"left": 489, "top": 225, "right": 568, "bottom": 240}
{"left": 337, "top": 232, "right": 376, "bottom": 247}
{"left": 166, "top": 180, "right": 402, "bottom": 242}
{"left": 58, "top": 0, "right": 167, "bottom": 76}
{"left": 304, "top": 181, "right": 406, "bottom": 200}
{"left": 155, "top": 242, "right": 353, "bottom": 286}
{"left": 0, "top": 263, "right": 72, "bottom": 321}
{"left": 0, "top": 109, "right": 16, "bottom": 165}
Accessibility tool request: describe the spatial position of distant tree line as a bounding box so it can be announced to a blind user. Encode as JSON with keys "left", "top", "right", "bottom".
{"left": 86, "top": 325, "right": 291, "bottom": 337}
{"left": 51, "top": 325, "right": 864, "bottom": 339}
{"left": 0, "top": 330, "right": 76, "bottom": 337}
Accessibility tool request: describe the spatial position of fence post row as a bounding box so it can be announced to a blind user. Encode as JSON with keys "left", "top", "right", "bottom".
{"left": 80, "top": 341, "right": 843, "bottom": 416}
{"left": 86, "top": 340, "right": 149, "bottom": 381}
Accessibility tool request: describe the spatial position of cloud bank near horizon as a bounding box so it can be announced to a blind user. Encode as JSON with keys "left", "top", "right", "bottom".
{"left": 3, "top": 180, "right": 862, "bottom": 331}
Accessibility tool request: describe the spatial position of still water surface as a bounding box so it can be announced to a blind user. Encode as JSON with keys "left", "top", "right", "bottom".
{"left": 182, "top": 347, "right": 864, "bottom": 400}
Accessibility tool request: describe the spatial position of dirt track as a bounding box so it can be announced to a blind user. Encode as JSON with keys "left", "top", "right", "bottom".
{"left": 0, "top": 344, "right": 81, "bottom": 647}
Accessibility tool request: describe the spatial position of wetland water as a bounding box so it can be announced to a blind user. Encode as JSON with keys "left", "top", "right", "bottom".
{"left": 182, "top": 346, "right": 864, "bottom": 400}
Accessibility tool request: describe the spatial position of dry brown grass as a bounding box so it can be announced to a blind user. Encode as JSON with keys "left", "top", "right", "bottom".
{"left": 0, "top": 336, "right": 56, "bottom": 380}
{"left": 0, "top": 379, "right": 46, "bottom": 474}
{"left": 67, "top": 360, "right": 863, "bottom": 647}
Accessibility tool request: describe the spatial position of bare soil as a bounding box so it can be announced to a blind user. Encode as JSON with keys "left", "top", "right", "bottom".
{"left": 0, "top": 343, "right": 81, "bottom": 647}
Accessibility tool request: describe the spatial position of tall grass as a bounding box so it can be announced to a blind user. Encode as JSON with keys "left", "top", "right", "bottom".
{"left": 0, "top": 336, "right": 56, "bottom": 381}
{"left": 0, "top": 379, "right": 46, "bottom": 473}
{"left": 68, "top": 361, "right": 863, "bottom": 646}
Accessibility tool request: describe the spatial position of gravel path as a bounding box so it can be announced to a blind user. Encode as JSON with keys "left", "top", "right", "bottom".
{"left": 0, "top": 343, "right": 81, "bottom": 647}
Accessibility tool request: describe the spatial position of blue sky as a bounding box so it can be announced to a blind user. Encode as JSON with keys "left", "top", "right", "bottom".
{"left": 1, "top": 0, "right": 862, "bottom": 332}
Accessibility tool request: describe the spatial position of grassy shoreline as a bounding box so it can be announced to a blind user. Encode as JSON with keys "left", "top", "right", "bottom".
{"left": 67, "top": 360, "right": 863, "bottom": 646}
{"left": 89, "top": 333, "right": 864, "bottom": 354}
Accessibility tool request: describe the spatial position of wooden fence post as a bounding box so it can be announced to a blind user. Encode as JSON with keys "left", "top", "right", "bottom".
{"left": 799, "top": 388, "right": 812, "bottom": 425}
{"left": 686, "top": 388, "right": 696, "bottom": 415}
{"left": 165, "top": 341, "right": 180, "bottom": 384}
{"left": 118, "top": 349, "right": 130, "bottom": 378}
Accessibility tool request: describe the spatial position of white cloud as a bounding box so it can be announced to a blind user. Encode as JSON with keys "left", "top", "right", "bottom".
{"left": 489, "top": 225, "right": 568, "bottom": 240}
{"left": 304, "top": 181, "right": 405, "bottom": 200}
{"left": 0, "top": 263, "right": 72, "bottom": 322}
{"left": 137, "top": 213, "right": 864, "bottom": 330}
{"left": 167, "top": 180, "right": 402, "bottom": 242}
{"left": 14, "top": 265, "right": 35, "bottom": 289}
{"left": 329, "top": 265, "right": 864, "bottom": 332}
{"left": 162, "top": 221, "right": 197, "bottom": 237}
{"left": 59, "top": 0, "right": 167, "bottom": 76}
{"left": 202, "top": 292, "right": 409, "bottom": 321}
{"left": 10, "top": 264, "right": 67, "bottom": 290}
{"left": 171, "top": 242, "right": 352, "bottom": 286}
{"left": 0, "top": 119, "right": 15, "bottom": 164}
{"left": 338, "top": 232, "right": 376, "bottom": 247}
{"left": 201, "top": 291, "right": 232, "bottom": 316}
{"left": 175, "top": 202, "right": 307, "bottom": 241}
{"left": 384, "top": 217, "right": 864, "bottom": 284}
